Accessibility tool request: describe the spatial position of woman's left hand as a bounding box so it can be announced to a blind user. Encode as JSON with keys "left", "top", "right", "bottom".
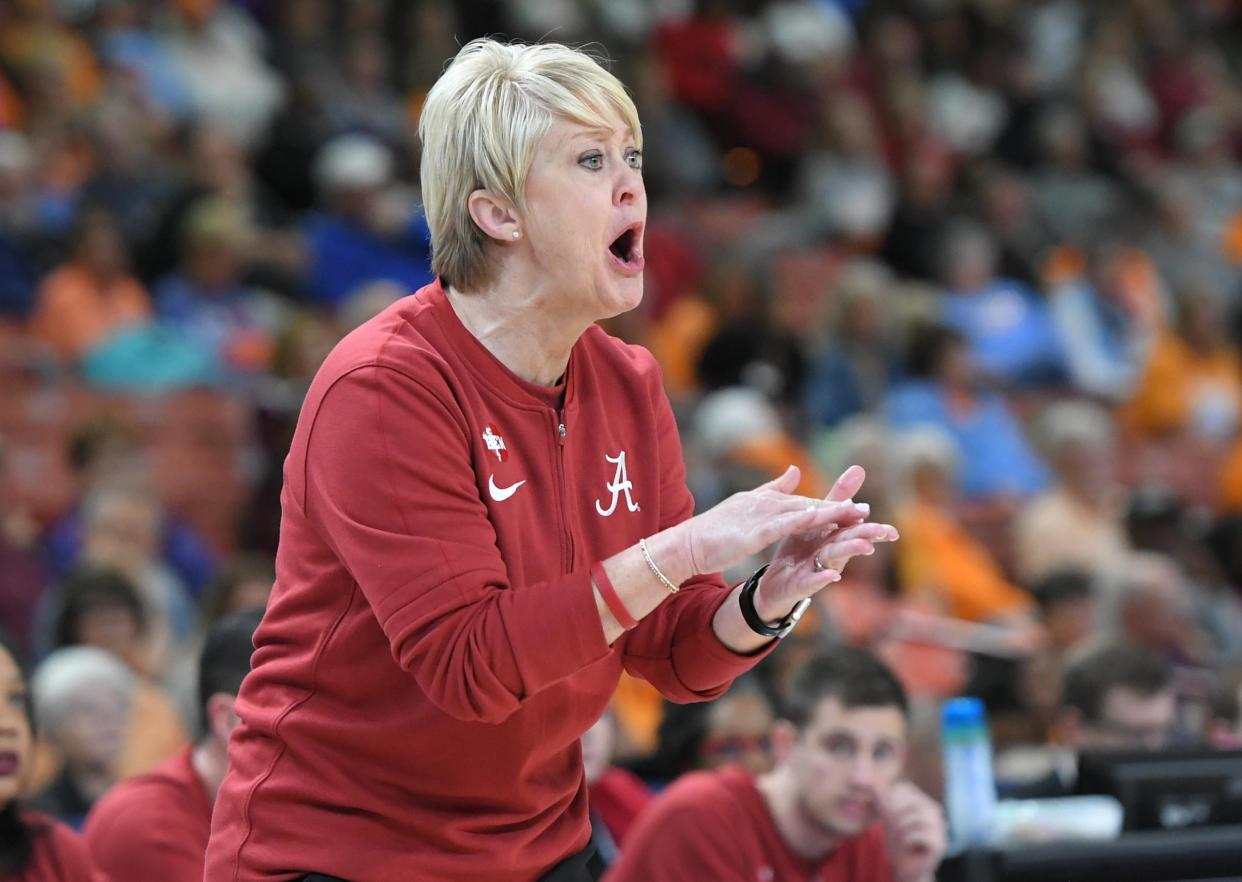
{"left": 755, "top": 465, "right": 899, "bottom": 622}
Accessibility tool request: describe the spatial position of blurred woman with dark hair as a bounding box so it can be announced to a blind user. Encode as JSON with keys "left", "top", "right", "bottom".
{"left": 0, "top": 632, "right": 95, "bottom": 880}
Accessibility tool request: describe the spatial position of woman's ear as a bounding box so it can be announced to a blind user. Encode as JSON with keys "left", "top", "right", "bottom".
{"left": 467, "top": 189, "right": 521, "bottom": 243}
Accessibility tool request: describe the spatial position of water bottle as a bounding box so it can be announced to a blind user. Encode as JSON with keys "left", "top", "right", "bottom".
{"left": 941, "top": 696, "right": 998, "bottom": 850}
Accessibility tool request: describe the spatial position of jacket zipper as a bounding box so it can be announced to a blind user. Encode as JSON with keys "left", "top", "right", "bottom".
{"left": 554, "top": 414, "right": 575, "bottom": 573}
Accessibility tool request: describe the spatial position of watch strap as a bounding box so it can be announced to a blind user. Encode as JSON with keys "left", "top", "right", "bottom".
{"left": 739, "top": 564, "right": 811, "bottom": 638}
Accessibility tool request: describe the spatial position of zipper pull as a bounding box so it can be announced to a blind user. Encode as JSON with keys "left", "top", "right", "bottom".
{"left": 558, "top": 422, "right": 567, "bottom": 444}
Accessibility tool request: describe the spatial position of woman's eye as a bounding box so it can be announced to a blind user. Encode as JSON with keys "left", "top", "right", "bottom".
{"left": 627, "top": 150, "right": 643, "bottom": 170}
{"left": 580, "top": 153, "right": 603, "bottom": 170}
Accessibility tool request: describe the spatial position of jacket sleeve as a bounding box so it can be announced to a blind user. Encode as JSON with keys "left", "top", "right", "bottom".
{"left": 620, "top": 363, "right": 777, "bottom": 702}
{"left": 302, "top": 365, "right": 610, "bottom": 724}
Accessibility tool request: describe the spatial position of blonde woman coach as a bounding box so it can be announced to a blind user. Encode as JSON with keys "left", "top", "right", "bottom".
{"left": 204, "top": 39, "right": 897, "bottom": 882}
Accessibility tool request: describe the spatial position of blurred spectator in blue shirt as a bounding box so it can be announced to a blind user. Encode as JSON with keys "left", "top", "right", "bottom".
{"left": 95, "top": 0, "right": 193, "bottom": 122}
{"left": 1049, "top": 239, "right": 1161, "bottom": 401}
{"left": 938, "top": 219, "right": 1067, "bottom": 387}
{"left": 804, "top": 260, "right": 900, "bottom": 429}
{"left": 154, "top": 197, "right": 288, "bottom": 380}
{"left": 44, "top": 418, "right": 216, "bottom": 602}
{"left": 886, "top": 323, "right": 1048, "bottom": 501}
{"left": 302, "top": 134, "right": 433, "bottom": 309}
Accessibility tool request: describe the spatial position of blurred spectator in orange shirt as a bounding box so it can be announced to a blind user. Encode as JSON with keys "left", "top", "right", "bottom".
{"left": 28, "top": 207, "right": 150, "bottom": 363}
{"left": 891, "top": 426, "right": 1036, "bottom": 625}
{"left": 0, "top": 1, "right": 102, "bottom": 115}
{"left": 1124, "top": 284, "right": 1242, "bottom": 442}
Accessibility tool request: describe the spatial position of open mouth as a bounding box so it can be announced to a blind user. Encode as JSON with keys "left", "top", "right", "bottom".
{"left": 607, "top": 223, "right": 644, "bottom": 274}
{"left": 0, "top": 752, "right": 20, "bottom": 776}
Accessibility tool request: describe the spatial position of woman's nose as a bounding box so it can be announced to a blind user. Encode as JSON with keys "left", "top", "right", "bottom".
{"left": 614, "top": 166, "right": 642, "bottom": 207}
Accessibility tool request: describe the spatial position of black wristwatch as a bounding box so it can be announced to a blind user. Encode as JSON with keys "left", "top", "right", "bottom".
{"left": 739, "top": 564, "right": 812, "bottom": 638}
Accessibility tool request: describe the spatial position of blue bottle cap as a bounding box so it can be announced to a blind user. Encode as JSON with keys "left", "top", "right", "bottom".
{"left": 941, "top": 696, "right": 987, "bottom": 729}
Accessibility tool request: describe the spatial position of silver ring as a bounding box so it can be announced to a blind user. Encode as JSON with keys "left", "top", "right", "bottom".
{"left": 813, "top": 554, "right": 826, "bottom": 572}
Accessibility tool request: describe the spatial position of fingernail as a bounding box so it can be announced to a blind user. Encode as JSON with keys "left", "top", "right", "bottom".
{"left": 857, "top": 503, "right": 870, "bottom": 515}
{"left": 826, "top": 572, "right": 841, "bottom": 583}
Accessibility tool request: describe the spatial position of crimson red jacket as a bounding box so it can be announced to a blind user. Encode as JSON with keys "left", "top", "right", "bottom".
{"left": 204, "top": 281, "right": 772, "bottom": 882}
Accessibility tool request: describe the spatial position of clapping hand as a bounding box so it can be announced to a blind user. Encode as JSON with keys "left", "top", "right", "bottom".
{"left": 751, "top": 465, "right": 899, "bottom": 622}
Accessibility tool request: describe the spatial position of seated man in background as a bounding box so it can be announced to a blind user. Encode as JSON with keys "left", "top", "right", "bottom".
{"left": 998, "top": 641, "right": 1176, "bottom": 798}
{"left": 605, "top": 647, "right": 946, "bottom": 882}
{"left": 84, "top": 608, "right": 263, "bottom": 881}
{"left": 1058, "top": 642, "right": 1176, "bottom": 755}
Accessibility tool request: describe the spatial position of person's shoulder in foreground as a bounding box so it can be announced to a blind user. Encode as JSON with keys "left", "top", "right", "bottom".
{"left": 15, "top": 810, "right": 95, "bottom": 882}
{"left": 83, "top": 746, "right": 210, "bottom": 882}
{"left": 605, "top": 647, "right": 947, "bottom": 882}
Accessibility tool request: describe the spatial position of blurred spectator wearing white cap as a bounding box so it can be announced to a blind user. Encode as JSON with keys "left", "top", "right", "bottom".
{"left": 302, "top": 133, "right": 433, "bottom": 308}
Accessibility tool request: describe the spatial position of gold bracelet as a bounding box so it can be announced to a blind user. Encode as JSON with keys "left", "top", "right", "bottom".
{"left": 639, "top": 537, "right": 679, "bottom": 594}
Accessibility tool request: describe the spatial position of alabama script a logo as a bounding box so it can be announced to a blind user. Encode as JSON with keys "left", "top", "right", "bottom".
{"left": 595, "top": 451, "right": 640, "bottom": 516}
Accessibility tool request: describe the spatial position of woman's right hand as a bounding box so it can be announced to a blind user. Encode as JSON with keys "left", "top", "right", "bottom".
{"left": 675, "top": 466, "right": 870, "bottom": 577}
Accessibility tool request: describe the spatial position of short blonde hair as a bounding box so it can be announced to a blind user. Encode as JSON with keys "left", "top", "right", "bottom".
{"left": 419, "top": 39, "right": 642, "bottom": 291}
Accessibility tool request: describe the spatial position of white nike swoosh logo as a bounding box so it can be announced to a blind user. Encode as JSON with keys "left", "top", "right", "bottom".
{"left": 488, "top": 475, "right": 526, "bottom": 502}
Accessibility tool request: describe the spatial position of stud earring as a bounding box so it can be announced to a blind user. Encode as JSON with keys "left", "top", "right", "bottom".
{"left": 512, "top": 230, "right": 521, "bottom": 239}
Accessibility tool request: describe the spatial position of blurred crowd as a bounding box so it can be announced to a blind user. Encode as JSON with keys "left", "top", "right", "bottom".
{"left": 2, "top": 0, "right": 1242, "bottom": 867}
